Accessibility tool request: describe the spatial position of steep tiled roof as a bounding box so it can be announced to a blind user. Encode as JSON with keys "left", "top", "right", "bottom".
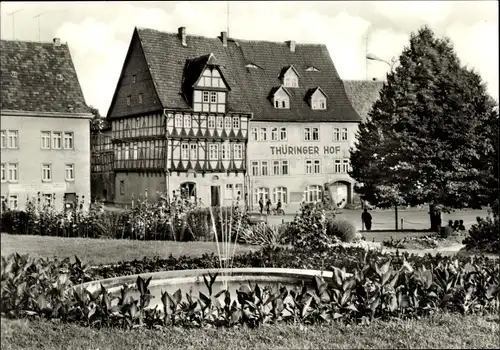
{"left": 0, "top": 39, "right": 89, "bottom": 114}
{"left": 136, "top": 28, "right": 361, "bottom": 123}
{"left": 343, "top": 80, "right": 384, "bottom": 122}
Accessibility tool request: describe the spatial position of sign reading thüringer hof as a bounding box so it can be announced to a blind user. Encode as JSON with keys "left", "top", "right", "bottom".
{"left": 270, "top": 145, "right": 342, "bottom": 156}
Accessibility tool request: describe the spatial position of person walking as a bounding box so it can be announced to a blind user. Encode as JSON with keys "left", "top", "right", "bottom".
{"left": 266, "top": 198, "right": 272, "bottom": 215}
{"left": 258, "top": 197, "right": 264, "bottom": 214}
{"left": 361, "top": 208, "right": 372, "bottom": 231}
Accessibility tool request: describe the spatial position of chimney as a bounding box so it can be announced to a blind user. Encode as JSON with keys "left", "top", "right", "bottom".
{"left": 178, "top": 27, "right": 187, "bottom": 46}
{"left": 285, "top": 40, "right": 295, "bottom": 52}
{"left": 220, "top": 31, "right": 228, "bottom": 47}
{"left": 53, "top": 38, "right": 61, "bottom": 46}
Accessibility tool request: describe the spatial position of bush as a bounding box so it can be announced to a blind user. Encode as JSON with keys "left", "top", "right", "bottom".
{"left": 463, "top": 216, "right": 499, "bottom": 253}
{"left": 326, "top": 219, "right": 357, "bottom": 243}
{"left": 238, "top": 222, "right": 282, "bottom": 246}
{"left": 280, "top": 202, "right": 333, "bottom": 250}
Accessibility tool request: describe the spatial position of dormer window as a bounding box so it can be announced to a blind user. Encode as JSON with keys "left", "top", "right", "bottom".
{"left": 11, "top": 71, "right": 18, "bottom": 78}
{"left": 306, "top": 66, "right": 320, "bottom": 72}
{"left": 281, "top": 65, "right": 300, "bottom": 88}
{"left": 308, "top": 87, "right": 328, "bottom": 110}
{"left": 271, "top": 86, "right": 291, "bottom": 109}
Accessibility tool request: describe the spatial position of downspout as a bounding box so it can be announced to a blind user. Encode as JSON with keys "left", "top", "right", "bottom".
{"left": 162, "top": 109, "right": 170, "bottom": 203}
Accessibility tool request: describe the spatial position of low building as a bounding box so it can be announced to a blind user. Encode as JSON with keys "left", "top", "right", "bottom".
{"left": 1, "top": 38, "right": 93, "bottom": 211}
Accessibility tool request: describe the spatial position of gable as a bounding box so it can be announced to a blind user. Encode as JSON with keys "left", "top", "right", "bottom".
{"left": 194, "top": 67, "right": 229, "bottom": 90}
{"left": 107, "top": 31, "right": 162, "bottom": 119}
{"left": 311, "top": 88, "right": 327, "bottom": 101}
{"left": 273, "top": 87, "right": 290, "bottom": 99}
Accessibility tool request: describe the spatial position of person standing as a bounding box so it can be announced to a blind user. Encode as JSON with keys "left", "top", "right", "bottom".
{"left": 258, "top": 197, "right": 264, "bottom": 214}
{"left": 361, "top": 209, "right": 372, "bottom": 231}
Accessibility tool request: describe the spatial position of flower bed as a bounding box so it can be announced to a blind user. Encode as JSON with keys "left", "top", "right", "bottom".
{"left": 1, "top": 245, "right": 498, "bottom": 330}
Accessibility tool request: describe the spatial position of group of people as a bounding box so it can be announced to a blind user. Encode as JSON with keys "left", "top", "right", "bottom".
{"left": 447, "top": 219, "right": 466, "bottom": 232}
{"left": 258, "top": 197, "right": 282, "bottom": 215}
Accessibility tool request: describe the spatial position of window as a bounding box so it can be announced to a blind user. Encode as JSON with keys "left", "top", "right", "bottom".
{"left": 280, "top": 127, "right": 287, "bottom": 141}
{"left": 42, "top": 164, "right": 52, "bottom": 181}
{"left": 41, "top": 131, "right": 51, "bottom": 149}
{"left": 190, "top": 144, "right": 197, "bottom": 159}
{"left": 341, "top": 128, "right": 348, "bottom": 141}
{"left": 175, "top": 114, "right": 183, "bottom": 128}
{"left": 234, "top": 144, "right": 243, "bottom": 159}
{"left": 312, "top": 98, "right": 326, "bottom": 110}
{"left": 254, "top": 187, "right": 270, "bottom": 204}
{"left": 261, "top": 161, "right": 268, "bottom": 176}
{"left": 233, "top": 117, "right": 240, "bottom": 129}
{"left": 251, "top": 128, "right": 258, "bottom": 141}
{"left": 284, "top": 75, "right": 299, "bottom": 88}
{"left": 225, "top": 184, "right": 234, "bottom": 201}
{"left": 7, "top": 130, "right": 18, "bottom": 148}
{"left": 0, "top": 163, "right": 5, "bottom": 182}
{"left": 273, "top": 187, "right": 288, "bottom": 204}
{"left": 209, "top": 144, "right": 219, "bottom": 160}
{"left": 43, "top": 193, "right": 53, "bottom": 206}
{"left": 221, "top": 142, "right": 229, "bottom": 160}
{"left": 271, "top": 128, "right": 279, "bottom": 141}
{"left": 210, "top": 92, "right": 217, "bottom": 103}
{"left": 235, "top": 184, "right": 243, "bottom": 199}
{"left": 224, "top": 116, "right": 232, "bottom": 129}
{"left": 312, "top": 128, "right": 319, "bottom": 141}
{"left": 183, "top": 115, "right": 191, "bottom": 129}
{"left": 65, "top": 164, "right": 75, "bottom": 181}
{"left": 132, "top": 75, "right": 137, "bottom": 83}
{"left": 306, "top": 160, "right": 313, "bottom": 174}
{"left": 282, "top": 160, "right": 289, "bottom": 175}
{"left": 216, "top": 117, "right": 224, "bottom": 129}
{"left": 274, "top": 98, "right": 289, "bottom": 109}
{"left": 63, "top": 132, "right": 74, "bottom": 149}
{"left": 52, "top": 132, "right": 62, "bottom": 149}
{"left": 304, "top": 128, "right": 311, "bottom": 141}
{"left": 260, "top": 128, "right": 267, "bottom": 141}
{"left": 314, "top": 160, "right": 321, "bottom": 174}
{"left": 304, "top": 185, "right": 322, "bottom": 203}
{"left": 251, "top": 161, "right": 259, "bottom": 176}
{"left": 120, "top": 180, "right": 125, "bottom": 195}
{"left": 127, "top": 95, "right": 131, "bottom": 106}
{"left": 8, "top": 163, "right": 18, "bottom": 182}
{"left": 194, "top": 90, "right": 226, "bottom": 113}
{"left": 8, "top": 195, "right": 18, "bottom": 210}
{"left": 334, "top": 159, "right": 341, "bottom": 173}
{"left": 273, "top": 160, "right": 280, "bottom": 175}
{"left": 138, "top": 93, "right": 143, "bottom": 104}
{"left": 208, "top": 116, "right": 216, "bottom": 129}
{"left": 0, "top": 130, "right": 6, "bottom": 148}
{"left": 181, "top": 143, "right": 189, "bottom": 159}
{"left": 342, "top": 159, "right": 349, "bottom": 173}
{"left": 334, "top": 128, "right": 340, "bottom": 141}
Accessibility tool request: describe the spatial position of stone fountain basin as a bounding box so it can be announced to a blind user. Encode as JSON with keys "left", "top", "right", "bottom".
{"left": 75, "top": 268, "right": 335, "bottom": 310}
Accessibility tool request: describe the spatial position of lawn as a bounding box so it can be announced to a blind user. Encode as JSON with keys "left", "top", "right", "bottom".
{"left": 0, "top": 233, "right": 259, "bottom": 265}
{"left": 1, "top": 313, "right": 498, "bottom": 350}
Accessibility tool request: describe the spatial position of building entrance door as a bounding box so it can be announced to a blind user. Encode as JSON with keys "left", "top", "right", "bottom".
{"left": 210, "top": 186, "right": 220, "bottom": 207}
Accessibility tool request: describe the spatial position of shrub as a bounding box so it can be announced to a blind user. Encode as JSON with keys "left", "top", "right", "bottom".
{"left": 280, "top": 202, "right": 332, "bottom": 250}
{"left": 238, "top": 222, "right": 282, "bottom": 246}
{"left": 326, "top": 219, "right": 357, "bottom": 243}
{"left": 463, "top": 216, "right": 499, "bottom": 253}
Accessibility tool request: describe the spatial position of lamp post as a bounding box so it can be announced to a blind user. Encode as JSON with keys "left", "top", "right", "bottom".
{"left": 366, "top": 53, "right": 401, "bottom": 230}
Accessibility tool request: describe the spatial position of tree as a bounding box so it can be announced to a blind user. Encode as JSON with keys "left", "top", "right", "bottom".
{"left": 350, "top": 26, "right": 499, "bottom": 231}
{"left": 89, "top": 105, "right": 105, "bottom": 133}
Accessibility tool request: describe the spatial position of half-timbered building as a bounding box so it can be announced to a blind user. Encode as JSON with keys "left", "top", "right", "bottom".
{"left": 105, "top": 27, "right": 251, "bottom": 206}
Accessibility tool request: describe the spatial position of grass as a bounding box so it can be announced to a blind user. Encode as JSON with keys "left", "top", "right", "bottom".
{"left": 0, "top": 233, "right": 259, "bottom": 266}
{"left": 1, "top": 313, "right": 498, "bottom": 350}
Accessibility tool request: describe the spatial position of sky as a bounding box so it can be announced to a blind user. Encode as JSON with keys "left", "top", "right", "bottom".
{"left": 1, "top": 1, "right": 498, "bottom": 116}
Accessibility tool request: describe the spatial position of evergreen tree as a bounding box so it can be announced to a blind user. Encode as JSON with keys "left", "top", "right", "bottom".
{"left": 350, "top": 26, "right": 499, "bottom": 230}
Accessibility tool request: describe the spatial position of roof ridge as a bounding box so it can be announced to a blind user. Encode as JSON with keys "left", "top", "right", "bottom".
{"left": 135, "top": 27, "right": 326, "bottom": 47}
{"left": 1, "top": 38, "right": 67, "bottom": 46}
